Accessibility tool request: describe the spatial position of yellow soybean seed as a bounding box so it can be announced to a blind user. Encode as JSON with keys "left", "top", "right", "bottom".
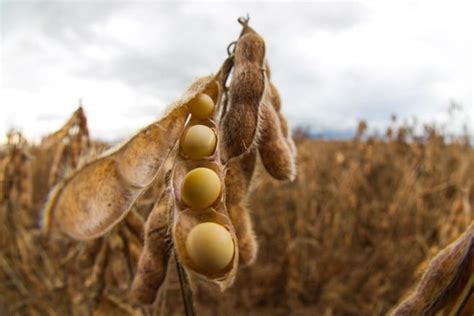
{"left": 187, "top": 93, "right": 215, "bottom": 120}
{"left": 181, "top": 125, "right": 217, "bottom": 159}
{"left": 181, "top": 168, "right": 221, "bottom": 209}
{"left": 185, "top": 222, "right": 234, "bottom": 271}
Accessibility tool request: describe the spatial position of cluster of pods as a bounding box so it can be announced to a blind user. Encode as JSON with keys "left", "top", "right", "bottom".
{"left": 43, "top": 18, "right": 297, "bottom": 305}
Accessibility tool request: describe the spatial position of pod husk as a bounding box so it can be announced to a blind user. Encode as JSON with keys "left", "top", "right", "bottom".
{"left": 265, "top": 60, "right": 297, "bottom": 157}
{"left": 42, "top": 75, "right": 218, "bottom": 240}
{"left": 227, "top": 204, "right": 257, "bottom": 266}
{"left": 41, "top": 107, "right": 88, "bottom": 149}
{"left": 170, "top": 76, "right": 239, "bottom": 290}
{"left": 223, "top": 149, "right": 257, "bottom": 266}
{"left": 172, "top": 79, "right": 223, "bottom": 210}
{"left": 131, "top": 193, "right": 172, "bottom": 304}
{"left": 224, "top": 150, "right": 256, "bottom": 207}
{"left": 220, "top": 24, "right": 266, "bottom": 161}
{"left": 391, "top": 223, "right": 474, "bottom": 315}
{"left": 258, "top": 99, "right": 297, "bottom": 181}
{"left": 172, "top": 207, "right": 239, "bottom": 291}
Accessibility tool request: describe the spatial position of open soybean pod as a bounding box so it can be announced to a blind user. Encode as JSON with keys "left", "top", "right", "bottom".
{"left": 42, "top": 75, "right": 219, "bottom": 240}
{"left": 172, "top": 207, "right": 239, "bottom": 291}
{"left": 171, "top": 158, "right": 240, "bottom": 291}
{"left": 170, "top": 77, "right": 240, "bottom": 291}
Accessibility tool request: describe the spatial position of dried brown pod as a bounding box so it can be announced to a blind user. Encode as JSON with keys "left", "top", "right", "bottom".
{"left": 265, "top": 61, "right": 297, "bottom": 157}
{"left": 220, "top": 22, "right": 266, "bottom": 161}
{"left": 131, "top": 193, "right": 172, "bottom": 304}
{"left": 224, "top": 150, "right": 256, "bottom": 207}
{"left": 264, "top": 61, "right": 281, "bottom": 112}
{"left": 42, "top": 76, "right": 218, "bottom": 240}
{"left": 224, "top": 151, "right": 258, "bottom": 266}
{"left": 228, "top": 204, "right": 257, "bottom": 266}
{"left": 391, "top": 223, "right": 473, "bottom": 316}
{"left": 48, "top": 141, "right": 68, "bottom": 187}
{"left": 41, "top": 107, "right": 89, "bottom": 149}
{"left": 258, "top": 101, "right": 296, "bottom": 181}
{"left": 123, "top": 209, "right": 145, "bottom": 243}
{"left": 41, "top": 106, "right": 91, "bottom": 187}
{"left": 0, "top": 143, "right": 33, "bottom": 228}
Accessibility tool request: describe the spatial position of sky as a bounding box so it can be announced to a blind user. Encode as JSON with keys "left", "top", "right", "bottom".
{"left": 0, "top": 1, "right": 472, "bottom": 142}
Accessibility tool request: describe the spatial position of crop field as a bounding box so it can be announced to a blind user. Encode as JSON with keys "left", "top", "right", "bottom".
{"left": 0, "top": 109, "right": 472, "bottom": 315}
{"left": 0, "top": 13, "right": 472, "bottom": 316}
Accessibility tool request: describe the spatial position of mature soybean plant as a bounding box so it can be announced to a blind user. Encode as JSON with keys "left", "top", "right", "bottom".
{"left": 42, "top": 17, "right": 297, "bottom": 308}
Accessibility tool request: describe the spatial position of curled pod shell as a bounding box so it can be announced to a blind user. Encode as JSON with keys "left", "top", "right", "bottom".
{"left": 258, "top": 100, "right": 296, "bottom": 181}
{"left": 172, "top": 207, "right": 239, "bottom": 290}
{"left": 131, "top": 194, "right": 172, "bottom": 304}
{"left": 42, "top": 76, "right": 219, "bottom": 240}
{"left": 114, "top": 78, "right": 219, "bottom": 188}
{"left": 391, "top": 224, "right": 474, "bottom": 316}
{"left": 220, "top": 26, "right": 266, "bottom": 161}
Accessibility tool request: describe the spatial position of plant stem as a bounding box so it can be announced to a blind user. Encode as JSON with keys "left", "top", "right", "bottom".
{"left": 175, "top": 253, "right": 196, "bottom": 316}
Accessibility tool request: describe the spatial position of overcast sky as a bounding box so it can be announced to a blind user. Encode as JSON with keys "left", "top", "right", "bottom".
{"left": 0, "top": 1, "right": 472, "bottom": 142}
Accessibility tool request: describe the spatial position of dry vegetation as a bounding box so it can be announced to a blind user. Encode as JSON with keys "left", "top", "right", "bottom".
{"left": 0, "top": 112, "right": 472, "bottom": 315}
{"left": 1, "top": 18, "right": 472, "bottom": 316}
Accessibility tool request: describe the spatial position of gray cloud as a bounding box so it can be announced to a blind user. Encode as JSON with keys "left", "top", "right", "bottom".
{"left": 0, "top": 1, "right": 471, "bottom": 141}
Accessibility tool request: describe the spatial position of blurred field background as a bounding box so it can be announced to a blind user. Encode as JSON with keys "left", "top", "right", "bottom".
{"left": 0, "top": 109, "right": 472, "bottom": 316}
